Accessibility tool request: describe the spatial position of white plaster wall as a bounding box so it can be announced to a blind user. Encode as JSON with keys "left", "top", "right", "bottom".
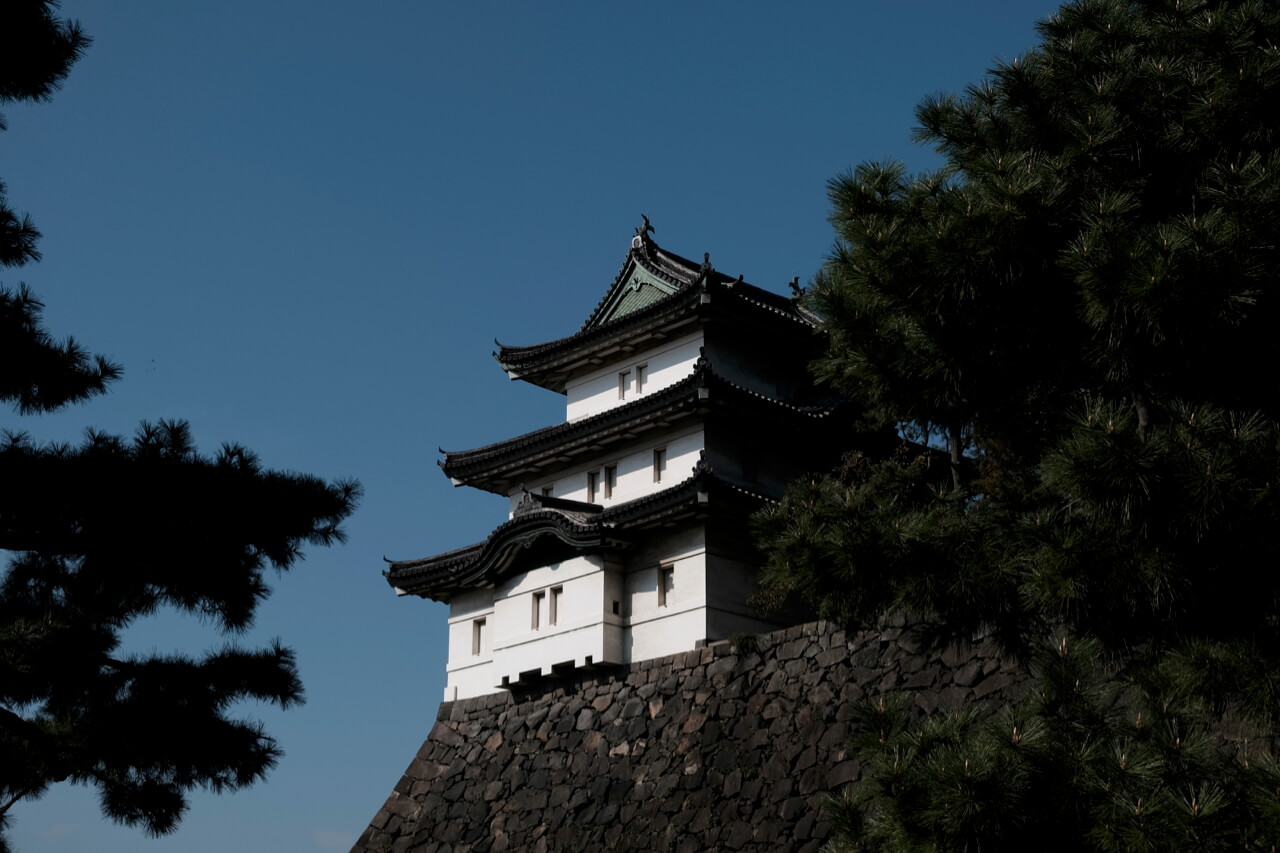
{"left": 628, "top": 608, "right": 708, "bottom": 662}
{"left": 703, "top": 553, "right": 765, "bottom": 620}
{"left": 704, "top": 607, "right": 779, "bottom": 641}
{"left": 444, "top": 587, "right": 496, "bottom": 701}
{"left": 506, "top": 426, "right": 705, "bottom": 515}
{"left": 702, "top": 339, "right": 777, "bottom": 402}
{"left": 625, "top": 526, "right": 709, "bottom": 660}
{"left": 565, "top": 331, "right": 704, "bottom": 422}
{"left": 440, "top": 524, "right": 774, "bottom": 699}
{"left": 703, "top": 552, "right": 783, "bottom": 640}
{"left": 490, "top": 555, "right": 623, "bottom": 686}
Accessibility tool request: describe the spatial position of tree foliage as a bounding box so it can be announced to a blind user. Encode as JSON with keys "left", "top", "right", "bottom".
{"left": 0, "top": 3, "right": 360, "bottom": 846}
{"left": 753, "top": 0, "right": 1280, "bottom": 848}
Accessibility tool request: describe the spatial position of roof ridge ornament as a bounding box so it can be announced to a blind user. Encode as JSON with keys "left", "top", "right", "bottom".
{"left": 700, "top": 252, "right": 713, "bottom": 281}
{"left": 788, "top": 276, "right": 801, "bottom": 299}
{"left": 631, "top": 214, "right": 656, "bottom": 258}
{"left": 514, "top": 487, "right": 539, "bottom": 517}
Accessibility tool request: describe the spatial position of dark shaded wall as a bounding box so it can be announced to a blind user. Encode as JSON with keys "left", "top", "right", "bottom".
{"left": 352, "top": 618, "right": 1020, "bottom": 853}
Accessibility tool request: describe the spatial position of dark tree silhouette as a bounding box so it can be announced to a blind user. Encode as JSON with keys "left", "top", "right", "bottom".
{"left": 0, "top": 4, "right": 360, "bottom": 847}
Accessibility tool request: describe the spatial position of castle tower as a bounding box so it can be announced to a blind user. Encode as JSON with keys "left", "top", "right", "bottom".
{"left": 385, "top": 222, "right": 852, "bottom": 701}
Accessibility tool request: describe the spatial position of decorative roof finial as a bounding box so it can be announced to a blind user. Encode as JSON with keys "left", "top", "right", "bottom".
{"left": 632, "top": 214, "right": 656, "bottom": 252}
{"left": 701, "top": 252, "right": 712, "bottom": 279}
{"left": 788, "top": 276, "right": 801, "bottom": 297}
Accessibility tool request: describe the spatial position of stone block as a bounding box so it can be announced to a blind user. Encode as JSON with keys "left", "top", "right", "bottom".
{"left": 681, "top": 709, "right": 708, "bottom": 734}
{"left": 777, "top": 638, "right": 809, "bottom": 660}
{"left": 952, "top": 659, "right": 983, "bottom": 687}
{"left": 901, "top": 668, "right": 936, "bottom": 690}
{"left": 428, "top": 721, "right": 464, "bottom": 747}
{"left": 725, "top": 820, "right": 755, "bottom": 849}
{"left": 973, "top": 670, "right": 1017, "bottom": 699}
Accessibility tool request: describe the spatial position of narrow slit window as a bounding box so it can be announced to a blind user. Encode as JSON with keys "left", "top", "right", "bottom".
{"left": 604, "top": 464, "right": 617, "bottom": 499}
{"left": 532, "top": 591, "right": 545, "bottom": 630}
{"left": 618, "top": 369, "right": 630, "bottom": 400}
{"left": 635, "top": 363, "right": 647, "bottom": 394}
{"left": 472, "top": 618, "right": 487, "bottom": 655}
{"left": 541, "top": 485, "right": 553, "bottom": 497}
{"left": 658, "top": 565, "right": 674, "bottom": 607}
{"left": 587, "top": 470, "right": 598, "bottom": 503}
{"left": 653, "top": 447, "right": 667, "bottom": 483}
{"left": 550, "top": 586, "right": 562, "bottom": 626}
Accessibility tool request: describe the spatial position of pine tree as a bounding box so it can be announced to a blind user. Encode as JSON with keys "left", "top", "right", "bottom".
{"left": 0, "top": 4, "right": 359, "bottom": 847}
{"left": 754, "top": 1, "right": 1280, "bottom": 848}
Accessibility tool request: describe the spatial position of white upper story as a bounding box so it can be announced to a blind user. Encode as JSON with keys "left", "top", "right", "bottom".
{"left": 564, "top": 331, "right": 704, "bottom": 422}
{"left": 506, "top": 425, "right": 704, "bottom": 516}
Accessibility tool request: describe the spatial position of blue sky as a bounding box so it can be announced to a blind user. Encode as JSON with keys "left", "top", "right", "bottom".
{"left": 5, "top": 2, "right": 1062, "bottom": 850}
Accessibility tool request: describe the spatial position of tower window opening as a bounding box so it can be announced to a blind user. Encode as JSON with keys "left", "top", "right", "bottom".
{"left": 658, "top": 564, "right": 674, "bottom": 607}
{"left": 532, "top": 591, "right": 545, "bottom": 630}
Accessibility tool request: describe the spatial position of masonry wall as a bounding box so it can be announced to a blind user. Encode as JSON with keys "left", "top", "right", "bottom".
{"left": 351, "top": 618, "right": 1022, "bottom": 853}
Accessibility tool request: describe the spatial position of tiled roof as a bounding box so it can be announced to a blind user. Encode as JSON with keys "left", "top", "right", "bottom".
{"left": 385, "top": 462, "right": 768, "bottom": 600}
{"left": 439, "top": 357, "right": 844, "bottom": 495}
{"left": 579, "top": 239, "right": 706, "bottom": 331}
{"left": 494, "top": 231, "right": 818, "bottom": 393}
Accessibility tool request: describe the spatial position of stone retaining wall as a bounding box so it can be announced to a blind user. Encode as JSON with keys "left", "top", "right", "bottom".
{"left": 352, "top": 618, "right": 1020, "bottom": 853}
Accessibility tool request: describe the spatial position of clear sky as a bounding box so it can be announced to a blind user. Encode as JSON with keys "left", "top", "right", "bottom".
{"left": 5, "top": 2, "right": 1063, "bottom": 850}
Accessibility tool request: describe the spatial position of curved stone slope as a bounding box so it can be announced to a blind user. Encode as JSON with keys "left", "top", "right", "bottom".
{"left": 352, "top": 619, "right": 1020, "bottom": 853}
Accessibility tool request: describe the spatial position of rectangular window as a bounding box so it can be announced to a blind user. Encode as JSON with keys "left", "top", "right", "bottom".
{"left": 653, "top": 447, "right": 667, "bottom": 483}
{"left": 532, "top": 591, "right": 545, "bottom": 630}
{"left": 587, "top": 470, "right": 598, "bottom": 503}
{"left": 604, "top": 464, "right": 617, "bottom": 499}
{"left": 550, "top": 586, "right": 562, "bottom": 626}
{"left": 658, "top": 565, "right": 674, "bottom": 607}
{"left": 635, "top": 363, "right": 647, "bottom": 394}
{"left": 618, "top": 370, "right": 630, "bottom": 400}
{"left": 472, "top": 618, "right": 487, "bottom": 655}
{"left": 541, "top": 485, "right": 553, "bottom": 497}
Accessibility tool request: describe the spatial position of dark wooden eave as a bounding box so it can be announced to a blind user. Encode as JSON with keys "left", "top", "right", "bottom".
{"left": 385, "top": 463, "right": 768, "bottom": 600}
{"left": 440, "top": 358, "right": 844, "bottom": 496}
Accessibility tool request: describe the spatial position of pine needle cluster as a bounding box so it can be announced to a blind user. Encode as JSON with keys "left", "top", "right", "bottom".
{"left": 754, "top": 1, "right": 1280, "bottom": 848}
